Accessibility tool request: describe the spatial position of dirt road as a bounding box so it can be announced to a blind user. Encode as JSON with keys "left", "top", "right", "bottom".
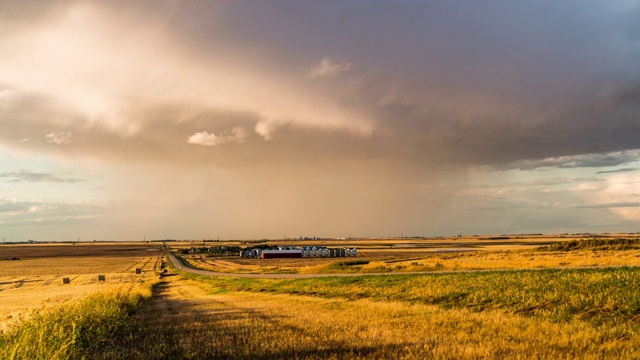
{"left": 95, "top": 277, "right": 436, "bottom": 359}
{"left": 166, "top": 251, "right": 373, "bottom": 278}
{"left": 166, "top": 250, "right": 639, "bottom": 279}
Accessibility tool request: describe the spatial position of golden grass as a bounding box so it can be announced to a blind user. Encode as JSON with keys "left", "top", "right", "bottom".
{"left": 181, "top": 249, "right": 640, "bottom": 275}
{"left": 338, "top": 249, "right": 640, "bottom": 273}
{"left": 0, "top": 278, "right": 159, "bottom": 360}
{"left": 0, "top": 256, "right": 162, "bottom": 332}
{"left": 94, "top": 277, "right": 640, "bottom": 359}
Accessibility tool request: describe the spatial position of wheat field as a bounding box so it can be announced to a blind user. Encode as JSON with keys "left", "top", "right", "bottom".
{"left": 0, "top": 250, "right": 162, "bottom": 332}
{"left": 95, "top": 274, "right": 640, "bottom": 359}
{"left": 2, "top": 240, "right": 640, "bottom": 359}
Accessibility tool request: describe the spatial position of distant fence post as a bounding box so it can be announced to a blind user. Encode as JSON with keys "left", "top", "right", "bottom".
{"left": 98, "top": 275, "right": 106, "bottom": 282}
{"left": 62, "top": 277, "right": 70, "bottom": 284}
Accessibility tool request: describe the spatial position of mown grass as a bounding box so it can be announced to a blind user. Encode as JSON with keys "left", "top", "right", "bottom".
{"left": 0, "top": 280, "right": 157, "bottom": 360}
{"left": 92, "top": 278, "right": 640, "bottom": 360}
{"left": 184, "top": 267, "right": 640, "bottom": 325}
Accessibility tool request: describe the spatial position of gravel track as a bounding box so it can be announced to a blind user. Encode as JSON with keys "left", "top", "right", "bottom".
{"left": 166, "top": 250, "right": 639, "bottom": 279}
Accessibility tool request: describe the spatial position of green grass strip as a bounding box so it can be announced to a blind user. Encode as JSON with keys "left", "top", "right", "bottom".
{"left": 186, "top": 267, "right": 640, "bottom": 325}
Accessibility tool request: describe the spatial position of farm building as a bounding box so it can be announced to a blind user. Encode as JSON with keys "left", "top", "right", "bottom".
{"left": 261, "top": 250, "right": 302, "bottom": 259}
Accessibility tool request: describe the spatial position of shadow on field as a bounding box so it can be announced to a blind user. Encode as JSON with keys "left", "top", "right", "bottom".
{"left": 94, "top": 280, "right": 409, "bottom": 359}
{"left": 248, "top": 344, "right": 412, "bottom": 360}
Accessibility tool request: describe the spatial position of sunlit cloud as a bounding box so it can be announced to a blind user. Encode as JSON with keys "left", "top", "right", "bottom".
{"left": 308, "top": 57, "right": 354, "bottom": 79}
{"left": 0, "top": 1, "right": 639, "bottom": 240}
{"left": 187, "top": 127, "right": 248, "bottom": 147}
{"left": 46, "top": 132, "right": 72, "bottom": 145}
{"left": 598, "top": 174, "right": 640, "bottom": 222}
{"left": 0, "top": 3, "right": 373, "bottom": 146}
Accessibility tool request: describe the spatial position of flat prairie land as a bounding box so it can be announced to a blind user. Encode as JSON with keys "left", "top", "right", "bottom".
{"left": 182, "top": 248, "right": 640, "bottom": 275}
{"left": 3, "top": 237, "right": 640, "bottom": 359}
{"left": 0, "top": 243, "right": 163, "bottom": 259}
{"left": 0, "top": 244, "right": 163, "bottom": 332}
{"left": 95, "top": 268, "right": 640, "bottom": 359}
{"left": 178, "top": 234, "right": 640, "bottom": 275}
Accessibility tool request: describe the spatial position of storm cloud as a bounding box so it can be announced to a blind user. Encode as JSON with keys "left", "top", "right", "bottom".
{"left": 1, "top": 1, "right": 640, "bottom": 240}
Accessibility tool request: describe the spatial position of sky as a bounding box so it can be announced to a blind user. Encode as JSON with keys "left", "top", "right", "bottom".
{"left": 1, "top": 1, "right": 640, "bottom": 241}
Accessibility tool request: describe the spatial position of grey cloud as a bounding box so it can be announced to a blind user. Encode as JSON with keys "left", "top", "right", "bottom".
{"left": 578, "top": 202, "right": 640, "bottom": 209}
{"left": 619, "top": 6, "right": 640, "bottom": 42}
{"left": 2, "top": 1, "right": 640, "bottom": 171}
{"left": 4, "top": 1, "right": 640, "bottom": 240}
{"left": 492, "top": 149, "right": 640, "bottom": 171}
{"left": 550, "top": 152, "right": 640, "bottom": 169}
{"left": 0, "top": 170, "right": 84, "bottom": 183}
{"left": 596, "top": 168, "right": 638, "bottom": 175}
{"left": 610, "top": 83, "right": 640, "bottom": 107}
{"left": 0, "top": 199, "right": 106, "bottom": 230}
{"left": 0, "top": 200, "right": 30, "bottom": 213}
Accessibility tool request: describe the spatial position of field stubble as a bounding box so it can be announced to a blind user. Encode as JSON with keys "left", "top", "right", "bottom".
{"left": 0, "top": 255, "right": 162, "bottom": 331}
{"left": 96, "top": 276, "right": 640, "bottom": 359}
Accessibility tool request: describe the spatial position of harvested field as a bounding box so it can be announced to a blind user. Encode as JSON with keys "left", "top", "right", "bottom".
{"left": 3, "top": 238, "right": 640, "bottom": 359}
{"left": 0, "top": 243, "right": 162, "bottom": 259}
{"left": 94, "top": 273, "right": 640, "bottom": 359}
{"left": 0, "top": 244, "right": 164, "bottom": 332}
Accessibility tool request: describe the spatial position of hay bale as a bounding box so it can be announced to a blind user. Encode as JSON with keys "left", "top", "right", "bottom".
{"left": 135, "top": 268, "right": 142, "bottom": 274}
{"left": 62, "top": 277, "right": 70, "bottom": 284}
{"left": 98, "top": 275, "right": 106, "bottom": 281}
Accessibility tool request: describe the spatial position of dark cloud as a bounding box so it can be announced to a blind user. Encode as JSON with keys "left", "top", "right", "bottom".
{"left": 497, "top": 151, "right": 640, "bottom": 171}
{"left": 2, "top": 1, "right": 640, "bottom": 239}
{"left": 1, "top": 1, "right": 640, "bottom": 170}
{"left": 578, "top": 202, "right": 640, "bottom": 209}
{"left": 596, "top": 168, "right": 638, "bottom": 175}
{"left": 610, "top": 83, "right": 640, "bottom": 107}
